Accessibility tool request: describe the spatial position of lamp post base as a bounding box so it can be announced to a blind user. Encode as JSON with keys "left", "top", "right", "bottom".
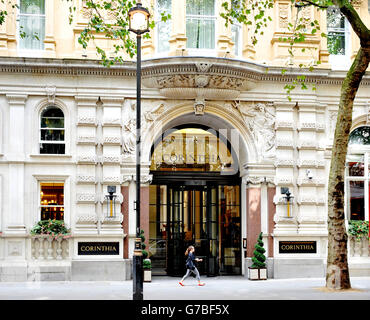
{"left": 133, "top": 255, "right": 143, "bottom": 300}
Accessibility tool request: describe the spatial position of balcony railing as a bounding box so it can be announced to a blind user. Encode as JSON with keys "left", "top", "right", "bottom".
{"left": 349, "top": 236, "right": 369, "bottom": 258}
{"left": 31, "top": 235, "right": 71, "bottom": 260}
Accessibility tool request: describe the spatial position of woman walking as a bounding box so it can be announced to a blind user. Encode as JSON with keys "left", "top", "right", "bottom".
{"left": 179, "top": 245, "right": 205, "bottom": 286}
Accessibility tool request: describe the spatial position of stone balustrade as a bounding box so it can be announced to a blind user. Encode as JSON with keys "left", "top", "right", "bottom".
{"left": 349, "top": 236, "right": 369, "bottom": 258}
{"left": 31, "top": 235, "right": 71, "bottom": 260}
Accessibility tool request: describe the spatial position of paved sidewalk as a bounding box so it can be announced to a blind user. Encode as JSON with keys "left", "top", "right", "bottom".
{"left": 0, "top": 276, "right": 369, "bottom": 300}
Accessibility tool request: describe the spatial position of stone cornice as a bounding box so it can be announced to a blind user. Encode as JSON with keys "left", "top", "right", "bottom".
{"left": 0, "top": 56, "right": 368, "bottom": 87}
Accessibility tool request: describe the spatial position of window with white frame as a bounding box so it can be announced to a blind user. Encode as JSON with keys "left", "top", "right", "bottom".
{"left": 40, "top": 106, "right": 65, "bottom": 154}
{"left": 156, "top": 0, "right": 172, "bottom": 54}
{"left": 345, "top": 126, "right": 370, "bottom": 222}
{"left": 327, "top": 7, "right": 351, "bottom": 69}
{"left": 186, "top": 0, "right": 216, "bottom": 50}
{"left": 18, "top": 0, "right": 45, "bottom": 51}
{"left": 40, "top": 182, "right": 64, "bottom": 220}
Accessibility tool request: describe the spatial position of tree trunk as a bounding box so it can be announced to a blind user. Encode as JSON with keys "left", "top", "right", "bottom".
{"left": 326, "top": 46, "right": 370, "bottom": 290}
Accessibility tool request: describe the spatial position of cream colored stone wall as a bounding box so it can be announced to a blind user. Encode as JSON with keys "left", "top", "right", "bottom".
{"left": 0, "top": 0, "right": 368, "bottom": 68}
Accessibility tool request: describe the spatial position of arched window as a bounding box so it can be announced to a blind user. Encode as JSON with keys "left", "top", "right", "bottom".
{"left": 40, "top": 106, "right": 65, "bottom": 154}
{"left": 346, "top": 126, "right": 370, "bottom": 221}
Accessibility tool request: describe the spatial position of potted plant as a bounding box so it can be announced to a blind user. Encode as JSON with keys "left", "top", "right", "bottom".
{"left": 140, "top": 229, "right": 152, "bottom": 282}
{"left": 248, "top": 232, "right": 267, "bottom": 280}
{"left": 348, "top": 220, "right": 369, "bottom": 242}
{"left": 30, "top": 219, "right": 70, "bottom": 239}
{"left": 143, "top": 258, "right": 152, "bottom": 282}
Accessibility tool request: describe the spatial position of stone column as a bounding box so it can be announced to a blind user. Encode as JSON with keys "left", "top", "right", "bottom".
{"left": 246, "top": 183, "right": 261, "bottom": 258}
{"left": 168, "top": 0, "right": 187, "bottom": 56}
{"left": 44, "top": 0, "right": 56, "bottom": 56}
{"left": 216, "top": 0, "right": 232, "bottom": 57}
{"left": 75, "top": 95, "right": 100, "bottom": 234}
{"left": 5, "top": 94, "right": 28, "bottom": 235}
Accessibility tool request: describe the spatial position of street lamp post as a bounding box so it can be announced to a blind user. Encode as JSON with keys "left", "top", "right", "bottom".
{"left": 128, "top": 2, "right": 150, "bottom": 301}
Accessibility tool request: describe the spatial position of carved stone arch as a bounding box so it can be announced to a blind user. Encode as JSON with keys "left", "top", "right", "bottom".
{"left": 142, "top": 101, "right": 259, "bottom": 173}
{"left": 32, "top": 98, "right": 70, "bottom": 155}
{"left": 351, "top": 114, "right": 368, "bottom": 132}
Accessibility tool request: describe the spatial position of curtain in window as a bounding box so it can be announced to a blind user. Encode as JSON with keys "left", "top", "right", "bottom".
{"left": 156, "top": 0, "right": 172, "bottom": 53}
{"left": 186, "top": 0, "right": 215, "bottom": 49}
{"left": 19, "top": 0, "right": 45, "bottom": 50}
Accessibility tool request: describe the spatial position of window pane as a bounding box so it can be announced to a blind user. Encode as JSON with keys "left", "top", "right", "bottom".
{"left": 20, "top": 0, "right": 45, "bottom": 14}
{"left": 349, "top": 126, "right": 370, "bottom": 145}
{"left": 41, "top": 118, "right": 64, "bottom": 128}
{"left": 186, "top": 0, "right": 215, "bottom": 15}
{"left": 327, "top": 32, "right": 345, "bottom": 55}
{"left": 41, "top": 129, "right": 65, "bottom": 141}
{"left": 40, "top": 143, "right": 65, "bottom": 154}
{"left": 349, "top": 181, "right": 364, "bottom": 220}
{"left": 186, "top": 18, "right": 215, "bottom": 49}
{"left": 231, "top": 24, "right": 241, "bottom": 55}
{"left": 40, "top": 182, "right": 64, "bottom": 220}
{"left": 19, "top": 15, "right": 45, "bottom": 50}
{"left": 348, "top": 161, "right": 364, "bottom": 176}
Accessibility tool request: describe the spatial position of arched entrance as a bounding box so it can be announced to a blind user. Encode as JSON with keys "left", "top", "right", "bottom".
{"left": 148, "top": 124, "right": 242, "bottom": 276}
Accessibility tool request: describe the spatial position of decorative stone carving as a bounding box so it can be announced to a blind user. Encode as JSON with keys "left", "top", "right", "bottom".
{"left": 103, "top": 176, "right": 121, "bottom": 184}
{"left": 233, "top": 102, "right": 275, "bottom": 159}
{"left": 194, "top": 99, "right": 205, "bottom": 116}
{"left": 77, "top": 155, "right": 97, "bottom": 164}
{"left": 195, "top": 75, "right": 209, "bottom": 88}
{"left": 77, "top": 136, "right": 96, "bottom": 145}
{"left": 122, "top": 118, "right": 136, "bottom": 156}
{"left": 76, "top": 193, "right": 96, "bottom": 203}
{"left": 77, "top": 116, "right": 97, "bottom": 126}
{"left": 195, "top": 62, "right": 213, "bottom": 73}
{"left": 103, "top": 136, "right": 121, "bottom": 145}
{"left": 76, "top": 175, "right": 96, "bottom": 184}
{"left": 279, "top": 3, "right": 290, "bottom": 29}
{"left": 76, "top": 214, "right": 98, "bottom": 224}
{"left": 45, "top": 85, "right": 56, "bottom": 104}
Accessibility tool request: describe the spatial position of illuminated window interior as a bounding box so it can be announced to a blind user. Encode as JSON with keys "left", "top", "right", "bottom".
{"left": 150, "top": 128, "right": 234, "bottom": 172}
{"left": 40, "top": 182, "right": 64, "bottom": 220}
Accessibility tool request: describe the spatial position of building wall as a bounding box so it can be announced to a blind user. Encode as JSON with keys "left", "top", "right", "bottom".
{"left": 0, "top": 0, "right": 369, "bottom": 280}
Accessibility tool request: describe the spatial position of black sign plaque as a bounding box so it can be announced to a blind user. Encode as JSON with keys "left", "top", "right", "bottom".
{"left": 279, "top": 241, "right": 317, "bottom": 254}
{"left": 78, "top": 242, "right": 120, "bottom": 255}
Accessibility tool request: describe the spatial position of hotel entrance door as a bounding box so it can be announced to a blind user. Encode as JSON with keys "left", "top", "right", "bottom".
{"left": 149, "top": 183, "right": 241, "bottom": 276}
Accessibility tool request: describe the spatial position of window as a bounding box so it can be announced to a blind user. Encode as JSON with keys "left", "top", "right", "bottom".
{"left": 186, "top": 0, "right": 216, "bottom": 50}
{"left": 40, "top": 106, "right": 65, "bottom": 154}
{"left": 18, "top": 0, "right": 45, "bottom": 51}
{"left": 346, "top": 126, "right": 370, "bottom": 221}
{"left": 156, "top": 0, "right": 172, "bottom": 53}
{"left": 40, "top": 182, "right": 64, "bottom": 220}
{"left": 327, "top": 7, "right": 350, "bottom": 56}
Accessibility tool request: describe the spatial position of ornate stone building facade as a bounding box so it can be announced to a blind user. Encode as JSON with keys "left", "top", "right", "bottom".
{"left": 0, "top": 0, "right": 369, "bottom": 280}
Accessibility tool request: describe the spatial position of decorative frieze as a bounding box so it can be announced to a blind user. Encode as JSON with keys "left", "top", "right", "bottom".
{"left": 297, "top": 177, "right": 326, "bottom": 186}
{"left": 103, "top": 175, "right": 121, "bottom": 184}
{"left": 101, "top": 155, "right": 121, "bottom": 164}
{"left": 297, "top": 195, "right": 325, "bottom": 205}
{"left": 274, "top": 176, "right": 294, "bottom": 186}
{"left": 77, "top": 155, "right": 97, "bottom": 164}
{"left": 77, "top": 136, "right": 96, "bottom": 145}
{"left": 75, "top": 214, "right": 98, "bottom": 224}
{"left": 77, "top": 116, "right": 97, "bottom": 126}
{"left": 297, "top": 159, "right": 325, "bottom": 168}
{"left": 275, "top": 121, "right": 295, "bottom": 130}
{"left": 274, "top": 159, "right": 295, "bottom": 167}
{"left": 76, "top": 174, "right": 96, "bottom": 184}
{"left": 102, "top": 136, "right": 121, "bottom": 145}
{"left": 276, "top": 138, "right": 294, "bottom": 149}
{"left": 298, "top": 122, "right": 325, "bottom": 132}
{"left": 76, "top": 193, "right": 96, "bottom": 203}
{"left": 102, "top": 117, "right": 122, "bottom": 127}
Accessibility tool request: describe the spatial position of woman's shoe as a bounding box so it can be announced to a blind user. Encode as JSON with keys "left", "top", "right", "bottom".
{"left": 198, "top": 282, "right": 205, "bottom": 286}
{"left": 179, "top": 281, "right": 184, "bottom": 286}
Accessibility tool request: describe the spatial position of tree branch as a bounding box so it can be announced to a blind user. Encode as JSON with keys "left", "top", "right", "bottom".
{"left": 334, "top": 0, "right": 370, "bottom": 46}
{"left": 295, "top": 0, "right": 328, "bottom": 9}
